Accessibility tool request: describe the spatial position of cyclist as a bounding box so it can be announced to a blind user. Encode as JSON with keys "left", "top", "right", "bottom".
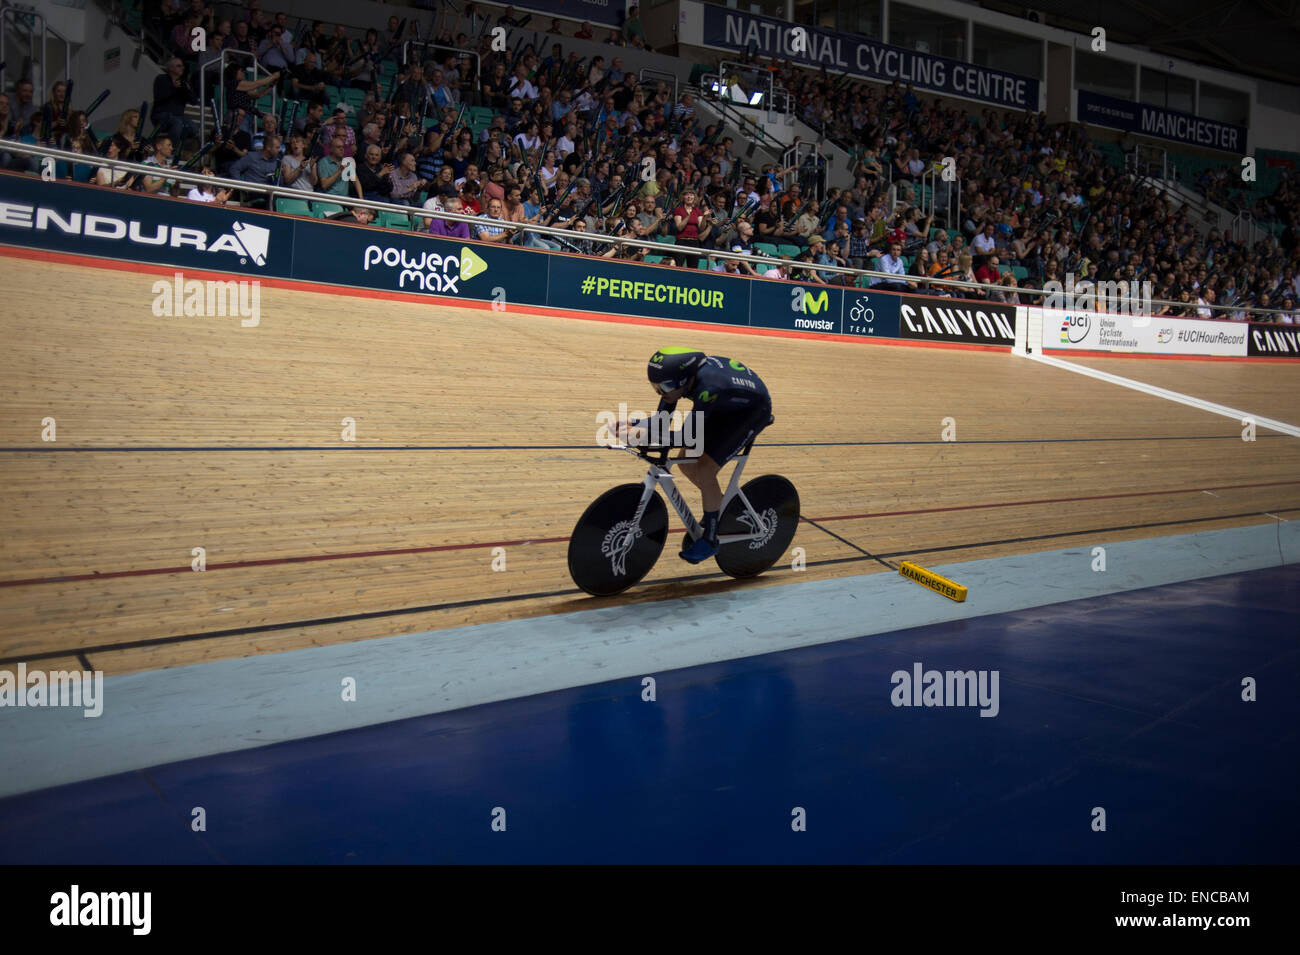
{"left": 615, "top": 348, "right": 773, "bottom": 564}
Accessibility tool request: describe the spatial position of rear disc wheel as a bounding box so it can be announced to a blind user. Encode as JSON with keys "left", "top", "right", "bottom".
{"left": 714, "top": 475, "right": 800, "bottom": 579}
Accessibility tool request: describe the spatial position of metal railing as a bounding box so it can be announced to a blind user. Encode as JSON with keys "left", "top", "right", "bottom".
{"left": 639, "top": 68, "right": 676, "bottom": 109}
{"left": 715, "top": 61, "right": 790, "bottom": 115}
{"left": 919, "top": 163, "right": 960, "bottom": 231}
{"left": 696, "top": 80, "right": 786, "bottom": 157}
{"left": 1, "top": 0, "right": 72, "bottom": 94}
{"left": 1230, "top": 210, "right": 1261, "bottom": 246}
{"left": 402, "top": 41, "right": 480, "bottom": 87}
{"left": 3, "top": 140, "right": 1294, "bottom": 321}
{"left": 199, "top": 49, "right": 277, "bottom": 146}
{"left": 783, "top": 141, "right": 827, "bottom": 201}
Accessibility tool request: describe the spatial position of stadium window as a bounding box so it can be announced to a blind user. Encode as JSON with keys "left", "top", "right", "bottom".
{"left": 972, "top": 25, "right": 1043, "bottom": 79}
{"left": 889, "top": 2, "right": 965, "bottom": 61}
{"left": 1140, "top": 67, "right": 1195, "bottom": 114}
{"left": 1074, "top": 49, "right": 1136, "bottom": 101}
{"left": 1198, "top": 81, "right": 1249, "bottom": 128}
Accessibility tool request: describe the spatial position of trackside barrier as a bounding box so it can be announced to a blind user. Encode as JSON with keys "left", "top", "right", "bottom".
{"left": 0, "top": 171, "right": 1293, "bottom": 357}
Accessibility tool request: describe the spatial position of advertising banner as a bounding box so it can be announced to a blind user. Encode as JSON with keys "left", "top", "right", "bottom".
{"left": 1040, "top": 309, "right": 1248, "bottom": 357}
{"left": 1246, "top": 324, "right": 1300, "bottom": 359}
{"left": 702, "top": 6, "right": 1039, "bottom": 110}
{"left": 750, "top": 279, "right": 842, "bottom": 334}
{"left": 546, "top": 253, "right": 748, "bottom": 326}
{"left": 841, "top": 287, "right": 902, "bottom": 340}
{"left": 898, "top": 295, "right": 1018, "bottom": 346}
{"left": 292, "top": 216, "right": 547, "bottom": 307}
{"left": 1077, "top": 90, "right": 1246, "bottom": 153}
{"left": 0, "top": 174, "right": 293, "bottom": 278}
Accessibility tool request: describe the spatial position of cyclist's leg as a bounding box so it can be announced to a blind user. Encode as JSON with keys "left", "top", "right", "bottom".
{"left": 678, "top": 403, "right": 771, "bottom": 562}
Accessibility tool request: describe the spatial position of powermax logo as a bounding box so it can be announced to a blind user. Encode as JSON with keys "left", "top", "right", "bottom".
{"left": 362, "top": 244, "right": 488, "bottom": 294}
{"left": 0, "top": 202, "right": 272, "bottom": 266}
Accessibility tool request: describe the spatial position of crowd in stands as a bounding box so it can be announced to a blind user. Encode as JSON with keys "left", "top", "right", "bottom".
{"left": 1, "top": 0, "right": 1297, "bottom": 322}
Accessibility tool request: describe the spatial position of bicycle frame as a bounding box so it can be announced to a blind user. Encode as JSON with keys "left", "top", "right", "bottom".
{"left": 612, "top": 443, "right": 772, "bottom": 544}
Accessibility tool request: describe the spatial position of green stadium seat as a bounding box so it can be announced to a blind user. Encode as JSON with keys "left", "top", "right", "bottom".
{"left": 1010, "top": 265, "right": 1029, "bottom": 281}
{"left": 654, "top": 235, "right": 676, "bottom": 245}
{"left": 276, "top": 197, "right": 314, "bottom": 216}
{"left": 753, "top": 242, "right": 780, "bottom": 258}
{"left": 777, "top": 244, "right": 802, "bottom": 259}
{"left": 644, "top": 254, "right": 665, "bottom": 264}
{"left": 311, "top": 201, "right": 344, "bottom": 218}
{"left": 379, "top": 211, "right": 412, "bottom": 230}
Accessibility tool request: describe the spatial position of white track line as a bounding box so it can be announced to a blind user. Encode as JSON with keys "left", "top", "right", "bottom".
{"left": 1023, "top": 351, "right": 1300, "bottom": 438}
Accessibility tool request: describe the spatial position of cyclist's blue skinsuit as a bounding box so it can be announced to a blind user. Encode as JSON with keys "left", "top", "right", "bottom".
{"left": 634, "top": 356, "right": 772, "bottom": 564}
{"left": 652, "top": 356, "right": 772, "bottom": 465}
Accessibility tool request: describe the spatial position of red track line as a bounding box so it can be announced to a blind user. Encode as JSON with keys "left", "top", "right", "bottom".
{"left": 2, "top": 478, "right": 1297, "bottom": 589}
{"left": 802, "top": 478, "right": 1300, "bottom": 522}
{"left": 0, "top": 535, "right": 572, "bottom": 589}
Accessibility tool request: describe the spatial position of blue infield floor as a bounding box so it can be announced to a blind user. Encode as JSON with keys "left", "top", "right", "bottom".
{"left": 0, "top": 552, "right": 1295, "bottom": 864}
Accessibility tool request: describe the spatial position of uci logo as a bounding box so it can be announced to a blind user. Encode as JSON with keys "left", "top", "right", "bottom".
{"left": 1059, "top": 313, "right": 1091, "bottom": 343}
{"left": 791, "top": 286, "right": 830, "bottom": 314}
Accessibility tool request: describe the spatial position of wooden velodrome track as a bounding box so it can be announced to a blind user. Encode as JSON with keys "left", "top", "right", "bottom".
{"left": 2, "top": 249, "right": 1298, "bottom": 678}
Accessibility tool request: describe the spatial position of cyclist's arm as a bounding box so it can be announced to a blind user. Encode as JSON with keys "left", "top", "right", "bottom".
{"left": 623, "top": 397, "right": 682, "bottom": 444}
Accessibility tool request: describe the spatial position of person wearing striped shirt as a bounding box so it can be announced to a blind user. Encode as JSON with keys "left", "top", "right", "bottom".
{"left": 476, "top": 197, "right": 511, "bottom": 242}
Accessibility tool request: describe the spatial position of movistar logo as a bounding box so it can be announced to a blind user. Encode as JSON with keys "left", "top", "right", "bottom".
{"left": 697, "top": 390, "right": 717, "bottom": 403}
{"left": 803, "top": 290, "right": 830, "bottom": 314}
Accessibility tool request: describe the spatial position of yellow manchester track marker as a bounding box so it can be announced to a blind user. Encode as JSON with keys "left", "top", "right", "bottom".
{"left": 897, "top": 561, "right": 968, "bottom": 602}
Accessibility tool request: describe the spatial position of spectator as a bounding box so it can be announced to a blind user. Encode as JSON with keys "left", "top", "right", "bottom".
{"left": 623, "top": 5, "right": 647, "bottom": 48}
{"left": 280, "top": 135, "right": 317, "bottom": 191}
{"left": 315, "top": 135, "right": 350, "bottom": 196}
{"left": 355, "top": 144, "right": 393, "bottom": 202}
{"left": 671, "top": 188, "right": 711, "bottom": 268}
{"left": 331, "top": 206, "right": 378, "bottom": 225}
{"left": 429, "top": 196, "right": 472, "bottom": 238}
{"left": 139, "top": 134, "right": 178, "bottom": 194}
{"left": 229, "top": 132, "right": 282, "bottom": 186}
{"left": 318, "top": 108, "right": 356, "bottom": 158}
{"left": 258, "top": 21, "right": 295, "bottom": 73}
{"left": 291, "top": 51, "right": 329, "bottom": 105}
{"left": 94, "top": 135, "right": 138, "bottom": 188}
{"left": 975, "top": 254, "right": 1003, "bottom": 286}
{"left": 11, "top": 79, "right": 37, "bottom": 131}
{"left": 186, "top": 166, "right": 233, "bottom": 204}
{"left": 971, "top": 223, "right": 997, "bottom": 255}
{"left": 389, "top": 151, "right": 427, "bottom": 206}
{"left": 152, "top": 57, "right": 197, "bottom": 150}
{"left": 870, "top": 242, "right": 913, "bottom": 293}
{"left": 476, "top": 197, "right": 512, "bottom": 242}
